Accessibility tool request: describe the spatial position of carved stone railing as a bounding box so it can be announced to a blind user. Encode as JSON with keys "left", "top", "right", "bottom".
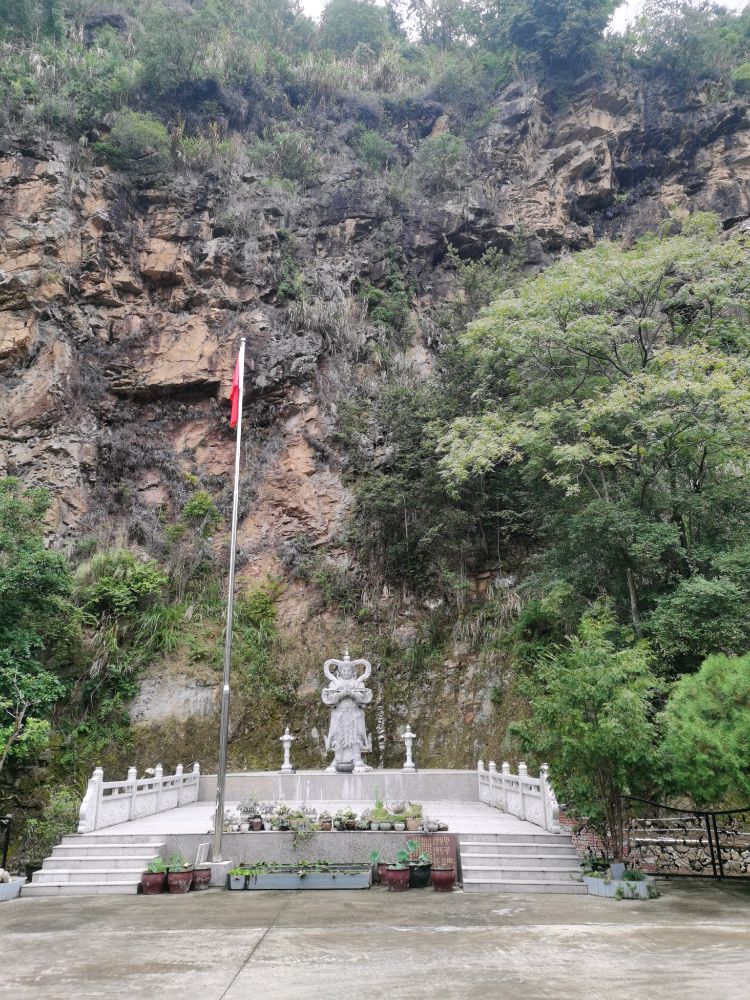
{"left": 77, "top": 763, "right": 201, "bottom": 833}
{"left": 477, "top": 760, "right": 560, "bottom": 833}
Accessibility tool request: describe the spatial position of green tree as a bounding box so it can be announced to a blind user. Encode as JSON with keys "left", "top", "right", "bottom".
{"left": 0, "top": 479, "right": 78, "bottom": 778}
{"left": 662, "top": 653, "right": 750, "bottom": 807}
{"left": 439, "top": 216, "right": 750, "bottom": 662}
{"left": 513, "top": 606, "right": 662, "bottom": 859}
{"left": 319, "top": 0, "right": 391, "bottom": 55}
{"left": 497, "top": 0, "right": 618, "bottom": 73}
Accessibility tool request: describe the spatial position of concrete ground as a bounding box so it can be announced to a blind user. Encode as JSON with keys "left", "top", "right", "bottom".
{"left": 95, "top": 798, "right": 543, "bottom": 835}
{"left": 3, "top": 880, "right": 749, "bottom": 1000}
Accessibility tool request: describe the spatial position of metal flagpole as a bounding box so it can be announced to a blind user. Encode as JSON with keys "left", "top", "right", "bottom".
{"left": 213, "top": 337, "right": 246, "bottom": 862}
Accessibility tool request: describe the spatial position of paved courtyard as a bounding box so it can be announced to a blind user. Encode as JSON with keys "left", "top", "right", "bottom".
{"left": 3, "top": 880, "right": 749, "bottom": 999}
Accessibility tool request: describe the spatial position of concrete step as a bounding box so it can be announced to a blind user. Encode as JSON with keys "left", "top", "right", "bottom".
{"left": 461, "top": 852, "right": 579, "bottom": 868}
{"left": 34, "top": 868, "right": 146, "bottom": 884}
{"left": 462, "top": 865, "right": 581, "bottom": 877}
{"left": 22, "top": 880, "right": 140, "bottom": 897}
{"left": 45, "top": 855, "right": 160, "bottom": 870}
{"left": 62, "top": 834, "right": 165, "bottom": 846}
{"left": 52, "top": 844, "right": 164, "bottom": 858}
{"left": 459, "top": 834, "right": 572, "bottom": 847}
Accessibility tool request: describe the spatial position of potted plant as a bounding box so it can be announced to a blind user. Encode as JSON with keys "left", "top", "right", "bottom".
{"left": 228, "top": 867, "right": 248, "bottom": 890}
{"left": 583, "top": 867, "right": 658, "bottom": 900}
{"left": 319, "top": 812, "right": 333, "bottom": 832}
{"left": 431, "top": 867, "right": 455, "bottom": 892}
{"left": 406, "top": 840, "right": 432, "bottom": 888}
{"left": 167, "top": 852, "right": 193, "bottom": 894}
{"left": 0, "top": 868, "right": 23, "bottom": 902}
{"left": 141, "top": 856, "right": 167, "bottom": 895}
{"left": 385, "top": 849, "right": 410, "bottom": 892}
{"left": 405, "top": 803, "right": 423, "bottom": 832}
{"left": 392, "top": 814, "right": 407, "bottom": 833}
{"left": 192, "top": 863, "right": 212, "bottom": 890}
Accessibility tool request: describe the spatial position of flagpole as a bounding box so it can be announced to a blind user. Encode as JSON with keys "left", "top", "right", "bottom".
{"left": 213, "top": 337, "right": 245, "bottom": 863}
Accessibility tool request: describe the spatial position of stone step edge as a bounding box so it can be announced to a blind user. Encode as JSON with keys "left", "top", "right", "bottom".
{"left": 47, "top": 855, "right": 161, "bottom": 862}
{"left": 53, "top": 843, "right": 166, "bottom": 851}
{"left": 460, "top": 852, "right": 579, "bottom": 859}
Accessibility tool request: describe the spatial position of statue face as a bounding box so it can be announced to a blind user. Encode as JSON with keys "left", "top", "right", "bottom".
{"left": 338, "top": 662, "right": 354, "bottom": 680}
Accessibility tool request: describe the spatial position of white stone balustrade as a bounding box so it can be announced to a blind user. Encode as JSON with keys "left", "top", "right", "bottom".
{"left": 77, "top": 762, "right": 201, "bottom": 833}
{"left": 477, "top": 760, "right": 560, "bottom": 832}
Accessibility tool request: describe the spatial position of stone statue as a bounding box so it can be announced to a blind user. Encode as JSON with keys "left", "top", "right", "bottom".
{"left": 322, "top": 649, "right": 373, "bottom": 773}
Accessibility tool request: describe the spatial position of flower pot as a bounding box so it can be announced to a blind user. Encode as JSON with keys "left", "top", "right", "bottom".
{"left": 250, "top": 818, "right": 263, "bottom": 831}
{"left": 0, "top": 877, "right": 23, "bottom": 902}
{"left": 431, "top": 868, "right": 455, "bottom": 892}
{"left": 394, "top": 823, "right": 406, "bottom": 833}
{"left": 379, "top": 822, "right": 392, "bottom": 832}
{"left": 409, "top": 863, "right": 432, "bottom": 889}
{"left": 141, "top": 871, "right": 166, "bottom": 895}
{"left": 167, "top": 870, "right": 194, "bottom": 894}
{"left": 345, "top": 820, "right": 356, "bottom": 830}
{"left": 386, "top": 867, "right": 410, "bottom": 892}
{"left": 191, "top": 866, "right": 211, "bottom": 891}
{"left": 239, "top": 823, "right": 250, "bottom": 833}
{"left": 25, "top": 863, "right": 42, "bottom": 883}
{"left": 228, "top": 874, "right": 247, "bottom": 890}
{"left": 370, "top": 822, "right": 379, "bottom": 831}
{"left": 376, "top": 862, "right": 389, "bottom": 885}
{"left": 406, "top": 818, "right": 421, "bottom": 832}
{"left": 320, "top": 821, "right": 332, "bottom": 832}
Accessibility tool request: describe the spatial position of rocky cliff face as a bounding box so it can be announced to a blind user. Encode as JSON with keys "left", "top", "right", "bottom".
{"left": 2, "top": 73, "right": 749, "bottom": 769}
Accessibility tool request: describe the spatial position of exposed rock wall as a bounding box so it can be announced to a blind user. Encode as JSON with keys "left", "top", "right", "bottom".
{"left": 2, "top": 74, "right": 749, "bottom": 769}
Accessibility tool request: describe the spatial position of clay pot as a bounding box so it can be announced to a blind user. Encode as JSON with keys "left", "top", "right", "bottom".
{"left": 406, "top": 818, "right": 421, "bottom": 832}
{"left": 167, "top": 869, "right": 194, "bottom": 894}
{"left": 250, "top": 817, "right": 263, "bottom": 831}
{"left": 386, "top": 867, "right": 410, "bottom": 892}
{"left": 320, "top": 821, "right": 332, "bottom": 831}
{"left": 345, "top": 819, "right": 356, "bottom": 830}
{"left": 379, "top": 822, "right": 393, "bottom": 832}
{"left": 376, "top": 862, "right": 389, "bottom": 885}
{"left": 191, "top": 867, "right": 211, "bottom": 891}
{"left": 431, "top": 868, "right": 455, "bottom": 892}
{"left": 409, "top": 863, "right": 432, "bottom": 889}
{"left": 141, "top": 872, "right": 166, "bottom": 895}
{"left": 239, "top": 823, "right": 250, "bottom": 832}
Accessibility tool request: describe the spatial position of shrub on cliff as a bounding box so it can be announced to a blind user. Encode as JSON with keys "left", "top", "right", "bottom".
{"left": 94, "top": 110, "right": 170, "bottom": 169}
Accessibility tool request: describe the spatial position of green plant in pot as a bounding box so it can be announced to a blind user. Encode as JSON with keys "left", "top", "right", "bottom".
{"left": 386, "top": 848, "right": 410, "bottom": 891}
{"left": 141, "top": 856, "right": 167, "bottom": 895}
{"left": 167, "top": 852, "right": 193, "bottom": 894}
{"left": 405, "top": 803, "right": 423, "bottom": 832}
{"left": 406, "top": 840, "right": 432, "bottom": 888}
{"left": 228, "top": 867, "right": 248, "bottom": 890}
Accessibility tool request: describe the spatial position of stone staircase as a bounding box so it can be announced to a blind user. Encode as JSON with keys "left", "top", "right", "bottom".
{"left": 459, "top": 832, "right": 586, "bottom": 893}
{"left": 22, "top": 834, "right": 165, "bottom": 897}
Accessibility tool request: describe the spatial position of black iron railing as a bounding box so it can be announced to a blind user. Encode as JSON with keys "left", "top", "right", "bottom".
{"left": 0, "top": 815, "right": 11, "bottom": 870}
{"left": 623, "top": 796, "right": 750, "bottom": 880}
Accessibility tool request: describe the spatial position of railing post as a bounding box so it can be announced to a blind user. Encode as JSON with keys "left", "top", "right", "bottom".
{"left": 175, "top": 764, "right": 184, "bottom": 805}
{"left": 518, "top": 762, "right": 528, "bottom": 821}
{"left": 501, "top": 761, "right": 510, "bottom": 812}
{"left": 127, "top": 766, "right": 137, "bottom": 820}
{"left": 155, "top": 763, "right": 163, "bottom": 814}
{"left": 488, "top": 761, "right": 497, "bottom": 808}
{"left": 540, "top": 763, "right": 550, "bottom": 831}
{"left": 192, "top": 762, "right": 201, "bottom": 804}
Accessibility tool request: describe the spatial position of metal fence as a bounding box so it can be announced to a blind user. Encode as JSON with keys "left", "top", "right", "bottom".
{"left": 624, "top": 796, "right": 750, "bottom": 880}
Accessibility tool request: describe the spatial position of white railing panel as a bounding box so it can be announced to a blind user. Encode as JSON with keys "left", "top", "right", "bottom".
{"left": 476, "top": 760, "right": 560, "bottom": 832}
{"left": 78, "top": 762, "right": 200, "bottom": 833}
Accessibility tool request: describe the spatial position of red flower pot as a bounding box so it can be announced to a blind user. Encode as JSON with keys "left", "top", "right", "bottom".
{"left": 250, "top": 818, "right": 263, "bottom": 831}
{"left": 167, "top": 870, "right": 194, "bottom": 894}
{"left": 376, "top": 862, "right": 389, "bottom": 885}
{"left": 141, "top": 872, "right": 166, "bottom": 895}
{"left": 191, "top": 867, "right": 211, "bottom": 891}
{"left": 386, "top": 867, "right": 410, "bottom": 891}
{"left": 431, "top": 868, "right": 455, "bottom": 892}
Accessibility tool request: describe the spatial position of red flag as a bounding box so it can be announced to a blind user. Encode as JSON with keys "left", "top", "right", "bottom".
{"left": 229, "top": 354, "right": 240, "bottom": 428}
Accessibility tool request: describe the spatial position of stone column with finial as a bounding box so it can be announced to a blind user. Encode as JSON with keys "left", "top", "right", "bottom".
{"left": 279, "top": 726, "right": 295, "bottom": 773}
{"left": 400, "top": 725, "right": 417, "bottom": 772}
